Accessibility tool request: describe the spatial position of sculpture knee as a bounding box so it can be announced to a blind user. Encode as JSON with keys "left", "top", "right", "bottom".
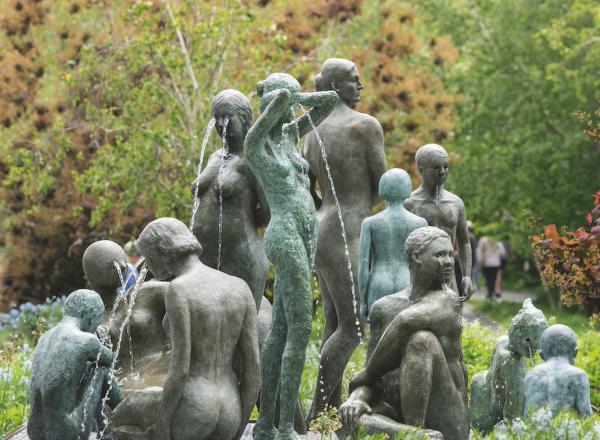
{"left": 405, "top": 331, "right": 440, "bottom": 355}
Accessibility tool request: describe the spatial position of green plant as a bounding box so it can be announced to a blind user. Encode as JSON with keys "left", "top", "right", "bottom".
{"left": 309, "top": 405, "right": 343, "bottom": 439}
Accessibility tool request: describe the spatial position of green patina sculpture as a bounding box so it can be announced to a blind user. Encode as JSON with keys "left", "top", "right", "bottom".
{"left": 244, "top": 72, "right": 337, "bottom": 440}
{"left": 302, "top": 58, "right": 387, "bottom": 421}
{"left": 358, "top": 168, "right": 427, "bottom": 321}
{"left": 470, "top": 299, "right": 548, "bottom": 433}
{"left": 405, "top": 144, "right": 473, "bottom": 300}
{"left": 191, "top": 88, "right": 270, "bottom": 311}
{"left": 110, "top": 218, "right": 260, "bottom": 440}
{"left": 341, "top": 227, "right": 468, "bottom": 440}
{"left": 524, "top": 324, "right": 592, "bottom": 418}
{"left": 27, "top": 289, "right": 124, "bottom": 440}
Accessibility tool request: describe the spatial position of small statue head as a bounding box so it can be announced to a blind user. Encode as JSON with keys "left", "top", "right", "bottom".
{"left": 379, "top": 168, "right": 412, "bottom": 202}
{"left": 540, "top": 324, "right": 578, "bottom": 364}
{"left": 212, "top": 89, "right": 253, "bottom": 149}
{"left": 83, "top": 240, "right": 127, "bottom": 300}
{"left": 415, "top": 143, "right": 449, "bottom": 187}
{"left": 315, "top": 58, "right": 362, "bottom": 108}
{"left": 508, "top": 298, "right": 548, "bottom": 358}
{"left": 138, "top": 217, "right": 202, "bottom": 281}
{"left": 405, "top": 226, "right": 454, "bottom": 285}
{"left": 257, "top": 73, "right": 301, "bottom": 121}
{"left": 64, "top": 289, "right": 105, "bottom": 333}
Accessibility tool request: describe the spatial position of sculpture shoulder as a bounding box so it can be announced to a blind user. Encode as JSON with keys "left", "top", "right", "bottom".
{"left": 350, "top": 112, "right": 383, "bottom": 139}
{"left": 406, "top": 210, "right": 428, "bottom": 227}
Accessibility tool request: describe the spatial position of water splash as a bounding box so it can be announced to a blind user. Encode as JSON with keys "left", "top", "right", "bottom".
{"left": 97, "top": 267, "right": 149, "bottom": 438}
{"left": 300, "top": 106, "right": 362, "bottom": 341}
{"left": 190, "top": 117, "right": 217, "bottom": 231}
{"left": 216, "top": 116, "right": 229, "bottom": 271}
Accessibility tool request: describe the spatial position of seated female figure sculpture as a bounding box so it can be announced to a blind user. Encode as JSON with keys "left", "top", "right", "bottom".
{"left": 341, "top": 227, "right": 468, "bottom": 440}
{"left": 83, "top": 240, "right": 169, "bottom": 376}
{"left": 524, "top": 324, "right": 592, "bottom": 418}
{"left": 358, "top": 168, "right": 427, "bottom": 321}
{"left": 28, "top": 289, "right": 123, "bottom": 440}
{"left": 244, "top": 72, "right": 337, "bottom": 440}
{"left": 110, "top": 217, "right": 260, "bottom": 440}
{"left": 470, "top": 298, "right": 548, "bottom": 433}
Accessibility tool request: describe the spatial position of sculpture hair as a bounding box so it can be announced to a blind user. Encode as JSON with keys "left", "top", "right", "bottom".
{"left": 507, "top": 298, "right": 548, "bottom": 356}
{"left": 415, "top": 144, "right": 448, "bottom": 169}
{"left": 212, "top": 89, "right": 253, "bottom": 134}
{"left": 315, "top": 58, "right": 356, "bottom": 92}
{"left": 138, "top": 218, "right": 202, "bottom": 260}
{"left": 65, "top": 289, "right": 104, "bottom": 321}
{"left": 405, "top": 226, "right": 451, "bottom": 264}
{"left": 541, "top": 324, "right": 578, "bottom": 359}
{"left": 257, "top": 73, "right": 301, "bottom": 97}
{"left": 379, "top": 168, "right": 412, "bottom": 201}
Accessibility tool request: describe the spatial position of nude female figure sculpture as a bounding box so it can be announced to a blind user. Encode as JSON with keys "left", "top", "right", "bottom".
{"left": 358, "top": 168, "right": 427, "bottom": 321}
{"left": 244, "top": 72, "right": 337, "bottom": 440}
{"left": 405, "top": 144, "right": 473, "bottom": 300}
{"left": 110, "top": 218, "right": 260, "bottom": 440}
{"left": 302, "top": 58, "right": 387, "bottom": 421}
{"left": 191, "top": 89, "right": 269, "bottom": 311}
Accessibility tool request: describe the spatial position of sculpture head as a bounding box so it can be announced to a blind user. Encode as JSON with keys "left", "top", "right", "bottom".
{"left": 257, "top": 73, "right": 300, "bottom": 122}
{"left": 138, "top": 217, "right": 202, "bottom": 281}
{"left": 379, "top": 168, "right": 412, "bottom": 202}
{"left": 83, "top": 240, "right": 127, "bottom": 300}
{"left": 540, "top": 324, "right": 578, "bottom": 364}
{"left": 212, "top": 89, "right": 253, "bottom": 150}
{"left": 64, "top": 289, "right": 105, "bottom": 333}
{"left": 415, "top": 144, "right": 449, "bottom": 187}
{"left": 405, "top": 226, "right": 454, "bottom": 286}
{"left": 316, "top": 58, "right": 362, "bottom": 107}
{"left": 508, "top": 298, "right": 548, "bottom": 358}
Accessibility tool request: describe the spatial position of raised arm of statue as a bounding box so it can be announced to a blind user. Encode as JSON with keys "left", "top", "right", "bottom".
{"left": 157, "top": 285, "right": 191, "bottom": 440}
{"left": 295, "top": 91, "right": 338, "bottom": 139}
{"left": 234, "top": 292, "right": 261, "bottom": 440}
{"left": 366, "top": 293, "right": 458, "bottom": 381}
{"left": 455, "top": 200, "right": 473, "bottom": 300}
{"left": 251, "top": 171, "right": 271, "bottom": 227}
{"left": 358, "top": 219, "right": 372, "bottom": 322}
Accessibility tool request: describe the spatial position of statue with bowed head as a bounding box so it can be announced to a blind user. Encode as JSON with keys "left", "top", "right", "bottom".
{"left": 524, "top": 324, "right": 592, "bottom": 418}
{"left": 341, "top": 227, "right": 468, "bottom": 440}
{"left": 405, "top": 144, "right": 473, "bottom": 300}
{"left": 470, "top": 299, "right": 548, "bottom": 433}
{"left": 27, "top": 289, "right": 124, "bottom": 440}
{"left": 302, "top": 58, "right": 387, "bottom": 421}
{"left": 358, "top": 168, "right": 427, "bottom": 321}
{"left": 244, "top": 72, "right": 337, "bottom": 440}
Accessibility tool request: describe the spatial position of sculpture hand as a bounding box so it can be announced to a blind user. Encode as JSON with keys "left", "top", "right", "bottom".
{"left": 340, "top": 398, "right": 372, "bottom": 429}
{"left": 460, "top": 276, "right": 473, "bottom": 302}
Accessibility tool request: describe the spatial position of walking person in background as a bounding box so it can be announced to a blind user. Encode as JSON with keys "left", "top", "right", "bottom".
{"left": 476, "top": 235, "right": 506, "bottom": 299}
{"left": 495, "top": 239, "right": 510, "bottom": 297}
{"left": 122, "top": 240, "right": 140, "bottom": 292}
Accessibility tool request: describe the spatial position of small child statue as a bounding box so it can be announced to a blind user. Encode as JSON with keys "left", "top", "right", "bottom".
{"left": 470, "top": 299, "right": 548, "bottom": 433}
{"left": 524, "top": 324, "right": 593, "bottom": 418}
{"left": 358, "top": 168, "right": 427, "bottom": 320}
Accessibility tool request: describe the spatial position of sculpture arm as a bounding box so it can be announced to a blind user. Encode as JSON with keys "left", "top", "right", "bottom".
{"left": 85, "top": 335, "right": 113, "bottom": 366}
{"left": 340, "top": 385, "right": 375, "bottom": 429}
{"left": 244, "top": 89, "right": 293, "bottom": 163}
{"left": 358, "top": 219, "right": 372, "bottom": 322}
{"left": 365, "top": 294, "right": 457, "bottom": 381}
{"left": 576, "top": 373, "right": 593, "bottom": 417}
{"left": 296, "top": 91, "right": 338, "bottom": 138}
{"left": 251, "top": 170, "right": 270, "bottom": 226}
{"left": 308, "top": 167, "right": 322, "bottom": 209}
{"left": 158, "top": 285, "right": 191, "bottom": 440}
{"left": 234, "top": 292, "right": 261, "bottom": 440}
{"left": 364, "top": 119, "right": 387, "bottom": 204}
{"left": 456, "top": 200, "right": 473, "bottom": 300}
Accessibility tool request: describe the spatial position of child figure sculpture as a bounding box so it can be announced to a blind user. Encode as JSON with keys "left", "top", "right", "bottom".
{"left": 470, "top": 299, "right": 548, "bottom": 433}
{"left": 524, "top": 324, "right": 592, "bottom": 418}
{"left": 358, "top": 168, "right": 427, "bottom": 321}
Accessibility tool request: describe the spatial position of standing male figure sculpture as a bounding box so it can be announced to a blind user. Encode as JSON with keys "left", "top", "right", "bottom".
{"left": 340, "top": 227, "right": 469, "bottom": 440}
{"left": 28, "top": 289, "right": 124, "bottom": 440}
{"left": 303, "top": 58, "right": 387, "bottom": 421}
{"left": 405, "top": 143, "right": 473, "bottom": 300}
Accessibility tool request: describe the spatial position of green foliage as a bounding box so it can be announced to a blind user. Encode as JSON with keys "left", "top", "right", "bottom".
{"left": 418, "top": 0, "right": 600, "bottom": 259}
{"left": 309, "top": 405, "right": 343, "bottom": 439}
{"left": 0, "top": 341, "right": 31, "bottom": 436}
{"left": 461, "top": 320, "right": 496, "bottom": 387}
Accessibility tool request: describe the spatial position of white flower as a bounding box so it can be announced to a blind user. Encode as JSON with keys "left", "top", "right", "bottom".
{"left": 531, "top": 407, "right": 553, "bottom": 432}
{"left": 0, "top": 367, "right": 13, "bottom": 383}
{"left": 555, "top": 417, "right": 579, "bottom": 440}
{"left": 23, "top": 359, "right": 32, "bottom": 371}
{"left": 511, "top": 418, "right": 527, "bottom": 435}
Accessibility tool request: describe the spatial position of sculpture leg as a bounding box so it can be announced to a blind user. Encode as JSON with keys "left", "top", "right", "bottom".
{"left": 356, "top": 414, "right": 443, "bottom": 440}
{"left": 307, "top": 265, "right": 362, "bottom": 422}
{"left": 254, "top": 284, "right": 287, "bottom": 440}
{"left": 276, "top": 255, "right": 313, "bottom": 439}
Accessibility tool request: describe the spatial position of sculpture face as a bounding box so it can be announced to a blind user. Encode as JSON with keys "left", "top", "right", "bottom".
{"left": 335, "top": 65, "right": 363, "bottom": 107}
{"left": 418, "top": 236, "right": 454, "bottom": 285}
{"left": 214, "top": 111, "right": 244, "bottom": 148}
{"left": 419, "top": 153, "right": 449, "bottom": 187}
{"left": 508, "top": 300, "right": 548, "bottom": 358}
{"left": 142, "top": 253, "right": 173, "bottom": 282}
